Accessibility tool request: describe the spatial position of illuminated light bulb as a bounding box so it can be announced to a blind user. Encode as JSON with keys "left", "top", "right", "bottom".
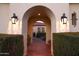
{"left": 38, "top": 13, "right": 40, "bottom": 16}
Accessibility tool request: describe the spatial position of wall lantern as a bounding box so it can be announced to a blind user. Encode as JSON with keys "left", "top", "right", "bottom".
{"left": 11, "top": 13, "right": 18, "bottom": 24}
{"left": 71, "top": 12, "right": 77, "bottom": 27}
{"left": 61, "top": 13, "right": 67, "bottom": 24}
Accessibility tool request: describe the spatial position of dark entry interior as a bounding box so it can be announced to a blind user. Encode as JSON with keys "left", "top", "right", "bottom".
{"left": 32, "top": 20, "right": 46, "bottom": 41}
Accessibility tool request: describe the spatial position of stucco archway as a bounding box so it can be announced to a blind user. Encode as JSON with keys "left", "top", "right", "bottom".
{"left": 22, "top": 5, "right": 56, "bottom": 55}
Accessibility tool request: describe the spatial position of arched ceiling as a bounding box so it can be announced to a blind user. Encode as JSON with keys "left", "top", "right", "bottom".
{"left": 23, "top": 5, "right": 54, "bottom": 20}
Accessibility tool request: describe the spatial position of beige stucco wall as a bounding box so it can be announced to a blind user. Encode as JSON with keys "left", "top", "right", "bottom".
{"left": 0, "top": 3, "right": 70, "bottom": 34}
{"left": 69, "top": 3, "right": 79, "bottom": 32}
{"left": 0, "top": 3, "right": 9, "bottom": 33}
{"left": 9, "top": 3, "right": 70, "bottom": 33}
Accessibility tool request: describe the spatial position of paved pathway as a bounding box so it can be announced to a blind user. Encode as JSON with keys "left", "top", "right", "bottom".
{"left": 27, "top": 38, "right": 51, "bottom": 56}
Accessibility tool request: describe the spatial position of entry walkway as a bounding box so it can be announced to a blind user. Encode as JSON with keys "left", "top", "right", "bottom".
{"left": 27, "top": 38, "right": 51, "bottom": 56}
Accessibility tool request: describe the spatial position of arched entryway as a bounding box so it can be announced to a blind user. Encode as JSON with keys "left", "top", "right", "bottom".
{"left": 22, "top": 5, "right": 56, "bottom": 55}
{"left": 28, "top": 16, "right": 51, "bottom": 44}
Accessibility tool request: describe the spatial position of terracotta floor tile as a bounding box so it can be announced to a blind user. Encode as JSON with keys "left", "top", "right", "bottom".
{"left": 27, "top": 38, "right": 51, "bottom": 56}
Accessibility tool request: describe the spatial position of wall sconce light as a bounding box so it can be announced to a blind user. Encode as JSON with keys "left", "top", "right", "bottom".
{"left": 71, "top": 12, "right": 77, "bottom": 27}
{"left": 61, "top": 13, "right": 67, "bottom": 24}
{"left": 11, "top": 13, "right": 18, "bottom": 24}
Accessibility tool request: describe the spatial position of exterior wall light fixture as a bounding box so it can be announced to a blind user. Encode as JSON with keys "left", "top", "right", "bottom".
{"left": 61, "top": 13, "right": 67, "bottom": 24}
{"left": 11, "top": 13, "right": 18, "bottom": 24}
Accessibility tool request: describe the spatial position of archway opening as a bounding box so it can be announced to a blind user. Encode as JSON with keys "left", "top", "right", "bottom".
{"left": 32, "top": 20, "right": 46, "bottom": 41}
{"left": 27, "top": 16, "right": 51, "bottom": 55}
{"left": 27, "top": 16, "right": 51, "bottom": 44}
{"left": 22, "top": 5, "right": 56, "bottom": 55}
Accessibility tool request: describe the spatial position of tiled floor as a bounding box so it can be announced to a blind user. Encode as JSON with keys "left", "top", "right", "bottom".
{"left": 27, "top": 38, "right": 51, "bottom": 56}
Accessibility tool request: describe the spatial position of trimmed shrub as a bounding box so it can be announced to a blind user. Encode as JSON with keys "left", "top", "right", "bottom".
{"left": 53, "top": 32, "right": 79, "bottom": 56}
{"left": 0, "top": 34, "right": 24, "bottom": 56}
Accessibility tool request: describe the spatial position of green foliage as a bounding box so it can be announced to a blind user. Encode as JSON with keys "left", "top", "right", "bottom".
{"left": 53, "top": 32, "right": 79, "bottom": 56}
{"left": 0, "top": 34, "right": 24, "bottom": 56}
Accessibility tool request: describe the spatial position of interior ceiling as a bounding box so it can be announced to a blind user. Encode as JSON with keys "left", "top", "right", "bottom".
{"left": 33, "top": 22, "right": 45, "bottom": 26}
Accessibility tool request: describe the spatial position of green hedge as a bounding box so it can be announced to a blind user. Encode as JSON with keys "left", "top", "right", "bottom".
{"left": 0, "top": 34, "right": 24, "bottom": 56}
{"left": 53, "top": 32, "right": 79, "bottom": 56}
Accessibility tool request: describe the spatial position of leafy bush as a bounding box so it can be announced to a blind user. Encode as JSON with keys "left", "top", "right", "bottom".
{"left": 0, "top": 34, "right": 24, "bottom": 56}
{"left": 53, "top": 32, "right": 79, "bottom": 56}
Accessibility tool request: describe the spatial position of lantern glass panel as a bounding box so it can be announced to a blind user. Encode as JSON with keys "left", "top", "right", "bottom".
{"left": 63, "top": 18, "right": 67, "bottom": 24}
{"left": 11, "top": 18, "right": 17, "bottom": 24}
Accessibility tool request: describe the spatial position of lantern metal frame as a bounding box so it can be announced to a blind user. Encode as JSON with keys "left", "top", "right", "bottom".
{"left": 61, "top": 13, "right": 67, "bottom": 24}
{"left": 11, "top": 13, "right": 18, "bottom": 24}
